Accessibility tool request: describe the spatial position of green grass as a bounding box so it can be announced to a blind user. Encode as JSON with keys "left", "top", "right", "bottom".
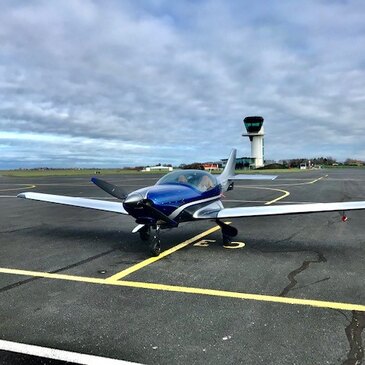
{"left": 0, "top": 169, "right": 167, "bottom": 177}
{"left": 235, "top": 168, "right": 304, "bottom": 174}
{"left": 1, "top": 167, "right": 309, "bottom": 177}
{"left": 5, "top": 166, "right": 361, "bottom": 178}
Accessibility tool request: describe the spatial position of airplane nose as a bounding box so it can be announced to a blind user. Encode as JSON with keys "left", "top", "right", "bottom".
{"left": 124, "top": 193, "right": 144, "bottom": 205}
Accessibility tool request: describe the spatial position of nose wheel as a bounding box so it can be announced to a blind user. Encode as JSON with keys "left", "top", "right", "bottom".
{"left": 149, "top": 225, "right": 161, "bottom": 256}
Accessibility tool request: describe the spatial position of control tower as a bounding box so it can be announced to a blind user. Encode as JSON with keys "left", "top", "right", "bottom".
{"left": 243, "top": 116, "right": 265, "bottom": 168}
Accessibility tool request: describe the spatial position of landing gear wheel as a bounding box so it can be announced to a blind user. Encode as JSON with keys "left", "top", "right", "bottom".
{"left": 222, "top": 234, "right": 233, "bottom": 247}
{"left": 149, "top": 240, "right": 161, "bottom": 256}
{"left": 139, "top": 225, "right": 151, "bottom": 241}
{"left": 149, "top": 226, "right": 161, "bottom": 256}
{"left": 216, "top": 220, "right": 238, "bottom": 247}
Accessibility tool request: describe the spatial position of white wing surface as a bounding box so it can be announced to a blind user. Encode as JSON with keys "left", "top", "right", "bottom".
{"left": 193, "top": 201, "right": 365, "bottom": 219}
{"left": 17, "top": 192, "right": 128, "bottom": 215}
{"left": 217, "top": 201, "right": 365, "bottom": 219}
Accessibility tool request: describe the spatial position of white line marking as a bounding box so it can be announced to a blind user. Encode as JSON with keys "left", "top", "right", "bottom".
{"left": 0, "top": 340, "right": 140, "bottom": 365}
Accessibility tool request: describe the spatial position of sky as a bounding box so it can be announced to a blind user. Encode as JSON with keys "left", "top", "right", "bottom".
{"left": 0, "top": 0, "right": 364, "bottom": 169}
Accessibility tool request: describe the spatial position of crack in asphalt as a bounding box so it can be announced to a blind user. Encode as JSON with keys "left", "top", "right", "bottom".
{"left": 279, "top": 250, "right": 327, "bottom": 297}
{"left": 284, "top": 276, "right": 331, "bottom": 292}
{"left": 250, "top": 231, "right": 329, "bottom": 297}
{"left": 343, "top": 311, "right": 365, "bottom": 365}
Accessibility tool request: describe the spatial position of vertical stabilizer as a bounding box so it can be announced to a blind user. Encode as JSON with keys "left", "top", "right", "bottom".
{"left": 218, "top": 149, "right": 236, "bottom": 191}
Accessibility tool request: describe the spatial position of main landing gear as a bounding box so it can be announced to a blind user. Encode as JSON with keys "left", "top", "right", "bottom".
{"left": 139, "top": 225, "right": 161, "bottom": 256}
{"left": 216, "top": 220, "right": 238, "bottom": 247}
{"left": 139, "top": 221, "right": 238, "bottom": 256}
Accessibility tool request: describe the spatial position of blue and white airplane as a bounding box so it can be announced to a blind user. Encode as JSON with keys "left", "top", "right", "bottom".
{"left": 18, "top": 149, "right": 365, "bottom": 256}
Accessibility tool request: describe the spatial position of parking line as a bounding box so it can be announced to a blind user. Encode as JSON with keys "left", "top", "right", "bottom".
{"left": 105, "top": 224, "right": 229, "bottom": 281}
{"left": 0, "top": 267, "right": 364, "bottom": 312}
{"left": 0, "top": 339, "right": 139, "bottom": 365}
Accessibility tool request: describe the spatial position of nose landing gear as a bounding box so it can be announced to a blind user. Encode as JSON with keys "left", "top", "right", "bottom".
{"left": 149, "top": 225, "right": 161, "bottom": 256}
{"left": 139, "top": 225, "right": 161, "bottom": 256}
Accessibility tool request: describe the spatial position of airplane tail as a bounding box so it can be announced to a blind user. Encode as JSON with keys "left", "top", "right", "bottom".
{"left": 217, "top": 149, "right": 237, "bottom": 191}
{"left": 218, "top": 148, "right": 276, "bottom": 192}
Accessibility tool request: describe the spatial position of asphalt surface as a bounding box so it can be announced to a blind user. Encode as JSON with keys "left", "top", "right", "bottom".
{"left": 0, "top": 169, "right": 364, "bottom": 365}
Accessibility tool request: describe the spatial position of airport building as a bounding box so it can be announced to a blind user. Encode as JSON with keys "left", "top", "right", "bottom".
{"left": 221, "top": 156, "right": 255, "bottom": 169}
{"left": 242, "top": 116, "right": 265, "bottom": 168}
{"left": 142, "top": 165, "right": 173, "bottom": 172}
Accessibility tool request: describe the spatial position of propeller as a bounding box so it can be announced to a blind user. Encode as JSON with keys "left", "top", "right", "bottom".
{"left": 92, "top": 177, "right": 178, "bottom": 227}
{"left": 123, "top": 194, "right": 178, "bottom": 227}
{"left": 91, "top": 177, "right": 128, "bottom": 200}
{"left": 141, "top": 200, "right": 178, "bottom": 227}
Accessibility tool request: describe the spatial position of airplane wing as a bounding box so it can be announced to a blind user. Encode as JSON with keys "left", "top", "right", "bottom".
{"left": 193, "top": 201, "right": 365, "bottom": 219}
{"left": 17, "top": 192, "right": 129, "bottom": 215}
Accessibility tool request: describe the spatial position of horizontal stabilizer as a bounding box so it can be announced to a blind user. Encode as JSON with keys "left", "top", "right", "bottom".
{"left": 230, "top": 174, "right": 277, "bottom": 181}
{"left": 17, "top": 192, "right": 129, "bottom": 215}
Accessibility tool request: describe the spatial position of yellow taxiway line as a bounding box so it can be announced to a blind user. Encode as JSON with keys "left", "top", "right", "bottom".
{"left": 0, "top": 184, "right": 36, "bottom": 192}
{"left": 236, "top": 175, "right": 328, "bottom": 206}
{"left": 264, "top": 188, "right": 290, "bottom": 205}
{"left": 236, "top": 186, "right": 290, "bottom": 205}
{"left": 0, "top": 267, "right": 364, "bottom": 312}
{"left": 106, "top": 224, "right": 230, "bottom": 281}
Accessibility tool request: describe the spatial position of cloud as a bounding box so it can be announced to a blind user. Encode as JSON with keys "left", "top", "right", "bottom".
{"left": 0, "top": 0, "right": 365, "bottom": 168}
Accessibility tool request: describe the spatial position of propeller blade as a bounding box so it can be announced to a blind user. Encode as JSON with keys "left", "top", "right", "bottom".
{"left": 142, "top": 201, "right": 178, "bottom": 227}
{"left": 91, "top": 177, "right": 127, "bottom": 200}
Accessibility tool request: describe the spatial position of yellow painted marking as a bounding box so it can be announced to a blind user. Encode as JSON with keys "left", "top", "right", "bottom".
{"left": 194, "top": 239, "right": 216, "bottom": 247}
{"left": 308, "top": 176, "right": 326, "bottom": 184}
{"left": 236, "top": 175, "right": 328, "bottom": 188}
{"left": 223, "top": 241, "right": 246, "bottom": 249}
{"left": 237, "top": 186, "right": 290, "bottom": 205}
{"left": 0, "top": 267, "right": 364, "bottom": 312}
{"left": 236, "top": 175, "right": 328, "bottom": 205}
{"left": 106, "top": 223, "right": 231, "bottom": 281}
{"left": 268, "top": 175, "right": 328, "bottom": 187}
{"left": 0, "top": 184, "right": 36, "bottom": 192}
{"left": 264, "top": 188, "right": 290, "bottom": 205}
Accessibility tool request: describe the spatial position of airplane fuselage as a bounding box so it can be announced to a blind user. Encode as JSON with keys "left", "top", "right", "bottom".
{"left": 123, "top": 181, "right": 222, "bottom": 225}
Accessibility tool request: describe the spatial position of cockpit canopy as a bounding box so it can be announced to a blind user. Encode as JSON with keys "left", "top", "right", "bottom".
{"left": 156, "top": 170, "right": 218, "bottom": 192}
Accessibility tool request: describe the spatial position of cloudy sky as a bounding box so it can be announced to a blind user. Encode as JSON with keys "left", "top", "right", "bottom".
{"left": 1, "top": 0, "right": 364, "bottom": 168}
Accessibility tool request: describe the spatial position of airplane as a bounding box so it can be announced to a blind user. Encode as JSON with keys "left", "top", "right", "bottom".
{"left": 18, "top": 149, "right": 365, "bottom": 256}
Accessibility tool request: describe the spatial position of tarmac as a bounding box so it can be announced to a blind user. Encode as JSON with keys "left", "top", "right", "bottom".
{"left": 0, "top": 169, "right": 364, "bottom": 365}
